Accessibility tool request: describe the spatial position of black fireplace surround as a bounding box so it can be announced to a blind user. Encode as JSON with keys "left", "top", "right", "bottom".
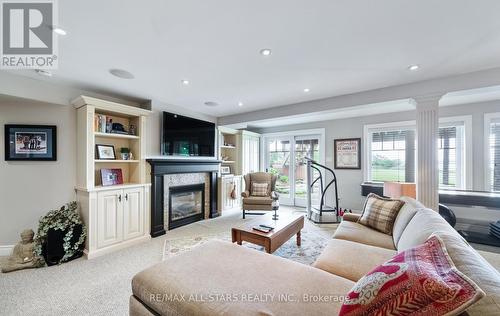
{"left": 147, "top": 159, "right": 221, "bottom": 237}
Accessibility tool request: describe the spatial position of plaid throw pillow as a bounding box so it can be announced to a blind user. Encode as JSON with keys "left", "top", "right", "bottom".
{"left": 358, "top": 193, "right": 405, "bottom": 235}
{"left": 251, "top": 182, "right": 268, "bottom": 196}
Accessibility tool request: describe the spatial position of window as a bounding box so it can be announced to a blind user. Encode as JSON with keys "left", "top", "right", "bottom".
{"left": 365, "top": 117, "right": 470, "bottom": 189}
{"left": 438, "top": 120, "right": 467, "bottom": 189}
{"left": 486, "top": 113, "right": 500, "bottom": 192}
{"left": 365, "top": 123, "right": 416, "bottom": 183}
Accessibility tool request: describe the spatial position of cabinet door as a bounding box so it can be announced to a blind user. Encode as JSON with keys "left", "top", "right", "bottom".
{"left": 123, "top": 187, "right": 144, "bottom": 240}
{"left": 97, "top": 189, "right": 123, "bottom": 248}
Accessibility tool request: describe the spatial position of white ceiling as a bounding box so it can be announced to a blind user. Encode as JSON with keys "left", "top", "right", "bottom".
{"left": 6, "top": 0, "right": 500, "bottom": 117}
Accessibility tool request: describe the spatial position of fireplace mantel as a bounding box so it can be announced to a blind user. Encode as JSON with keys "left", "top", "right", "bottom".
{"left": 147, "top": 158, "right": 221, "bottom": 237}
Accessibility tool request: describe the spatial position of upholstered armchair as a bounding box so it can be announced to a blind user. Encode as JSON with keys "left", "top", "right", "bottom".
{"left": 241, "top": 172, "right": 279, "bottom": 219}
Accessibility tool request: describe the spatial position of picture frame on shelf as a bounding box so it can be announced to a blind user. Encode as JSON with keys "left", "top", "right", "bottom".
{"left": 4, "top": 124, "right": 57, "bottom": 161}
{"left": 334, "top": 138, "right": 361, "bottom": 169}
{"left": 220, "top": 166, "right": 231, "bottom": 175}
{"left": 96, "top": 144, "right": 116, "bottom": 160}
{"left": 100, "top": 168, "right": 124, "bottom": 186}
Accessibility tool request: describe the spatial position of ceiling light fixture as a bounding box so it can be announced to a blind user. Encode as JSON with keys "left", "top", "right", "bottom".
{"left": 109, "top": 68, "right": 135, "bottom": 79}
{"left": 260, "top": 48, "right": 272, "bottom": 56}
{"left": 35, "top": 69, "right": 52, "bottom": 77}
{"left": 181, "top": 79, "right": 190, "bottom": 85}
{"left": 204, "top": 101, "right": 219, "bottom": 107}
{"left": 408, "top": 64, "right": 419, "bottom": 71}
{"left": 52, "top": 27, "right": 67, "bottom": 35}
{"left": 238, "top": 101, "right": 243, "bottom": 107}
{"left": 303, "top": 88, "right": 310, "bottom": 93}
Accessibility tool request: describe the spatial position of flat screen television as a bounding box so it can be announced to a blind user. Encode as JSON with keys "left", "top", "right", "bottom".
{"left": 161, "top": 112, "right": 216, "bottom": 157}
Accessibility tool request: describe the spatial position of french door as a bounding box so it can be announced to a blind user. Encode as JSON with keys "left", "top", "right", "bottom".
{"left": 264, "top": 134, "right": 322, "bottom": 206}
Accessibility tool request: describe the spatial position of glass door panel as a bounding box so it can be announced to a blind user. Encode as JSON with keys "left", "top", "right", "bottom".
{"left": 266, "top": 138, "right": 292, "bottom": 204}
{"left": 294, "top": 137, "right": 320, "bottom": 207}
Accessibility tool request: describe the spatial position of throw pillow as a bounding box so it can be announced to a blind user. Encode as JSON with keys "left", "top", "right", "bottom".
{"left": 339, "top": 235, "right": 484, "bottom": 316}
{"left": 358, "top": 193, "right": 405, "bottom": 235}
{"left": 251, "top": 182, "right": 268, "bottom": 196}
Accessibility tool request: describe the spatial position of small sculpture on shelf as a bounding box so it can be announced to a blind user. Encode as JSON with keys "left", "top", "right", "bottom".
{"left": 1, "top": 229, "right": 42, "bottom": 273}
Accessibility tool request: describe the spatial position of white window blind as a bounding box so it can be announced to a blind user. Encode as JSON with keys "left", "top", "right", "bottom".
{"left": 489, "top": 118, "right": 500, "bottom": 192}
{"left": 438, "top": 123, "right": 465, "bottom": 189}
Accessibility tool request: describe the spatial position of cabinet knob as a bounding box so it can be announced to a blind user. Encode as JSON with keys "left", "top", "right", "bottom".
{"left": 125, "top": 193, "right": 128, "bottom": 201}
{"left": 118, "top": 194, "right": 122, "bottom": 202}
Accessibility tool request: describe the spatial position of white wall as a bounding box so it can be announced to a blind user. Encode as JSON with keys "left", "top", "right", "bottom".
{"left": 0, "top": 97, "right": 77, "bottom": 245}
{"left": 253, "top": 101, "right": 500, "bottom": 224}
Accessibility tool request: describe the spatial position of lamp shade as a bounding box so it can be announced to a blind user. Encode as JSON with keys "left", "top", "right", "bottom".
{"left": 383, "top": 182, "right": 416, "bottom": 199}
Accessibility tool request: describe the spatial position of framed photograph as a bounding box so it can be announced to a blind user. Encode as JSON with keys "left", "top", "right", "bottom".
{"left": 220, "top": 166, "right": 231, "bottom": 174}
{"left": 96, "top": 144, "right": 116, "bottom": 160}
{"left": 334, "top": 138, "right": 361, "bottom": 169}
{"left": 4, "top": 124, "right": 57, "bottom": 161}
{"left": 100, "top": 168, "right": 124, "bottom": 186}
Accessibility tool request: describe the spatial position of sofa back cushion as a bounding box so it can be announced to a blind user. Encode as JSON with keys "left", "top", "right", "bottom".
{"left": 358, "top": 193, "right": 405, "bottom": 235}
{"left": 392, "top": 196, "right": 424, "bottom": 246}
{"left": 398, "top": 208, "right": 500, "bottom": 314}
{"left": 397, "top": 207, "right": 458, "bottom": 251}
{"left": 436, "top": 232, "right": 500, "bottom": 315}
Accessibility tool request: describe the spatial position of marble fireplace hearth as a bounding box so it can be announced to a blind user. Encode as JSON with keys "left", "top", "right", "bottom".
{"left": 147, "top": 159, "right": 221, "bottom": 237}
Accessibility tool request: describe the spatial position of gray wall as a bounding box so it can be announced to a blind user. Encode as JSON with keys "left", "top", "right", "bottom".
{"left": 0, "top": 98, "right": 77, "bottom": 245}
{"left": 252, "top": 101, "right": 500, "bottom": 223}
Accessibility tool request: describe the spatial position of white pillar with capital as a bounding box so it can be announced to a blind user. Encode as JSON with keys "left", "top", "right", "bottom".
{"left": 413, "top": 95, "right": 442, "bottom": 211}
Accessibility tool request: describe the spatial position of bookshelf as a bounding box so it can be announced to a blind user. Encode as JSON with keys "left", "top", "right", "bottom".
{"left": 73, "top": 96, "right": 152, "bottom": 259}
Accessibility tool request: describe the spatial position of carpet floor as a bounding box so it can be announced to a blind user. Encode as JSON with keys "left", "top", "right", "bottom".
{"left": 0, "top": 207, "right": 498, "bottom": 315}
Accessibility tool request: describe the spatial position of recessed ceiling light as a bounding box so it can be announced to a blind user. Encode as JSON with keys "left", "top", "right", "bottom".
{"left": 109, "top": 68, "right": 135, "bottom": 79}
{"left": 35, "top": 69, "right": 52, "bottom": 77}
{"left": 52, "top": 27, "right": 67, "bottom": 35}
{"left": 408, "top": 64, "right": 419, "bottom": 71}
{"left": 181, "top": 79, "right": 190, "bottom": 85}
{"left": 303, "top": 88, "right": 310, "bottom": 93}
{"left": 260, "top": 48, "right": 272, "bottom": 56}
{"left": 238, "top": 101, "right": 243, "bottom": 107}
{"left": 204, "top": 101, "right": 219, "bottom": 107}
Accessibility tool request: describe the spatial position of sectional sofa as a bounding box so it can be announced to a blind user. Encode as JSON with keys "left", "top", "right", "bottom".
{"left": 130, "top": 197, "right": 500, "bottom": 315}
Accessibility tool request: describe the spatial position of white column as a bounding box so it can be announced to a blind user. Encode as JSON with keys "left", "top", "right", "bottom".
{"left": 413, "top": 95, "right": 442, "bottom": 211}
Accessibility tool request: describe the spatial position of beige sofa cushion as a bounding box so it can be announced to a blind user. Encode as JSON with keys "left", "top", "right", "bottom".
{"left": 397, "top": 208, "right": 456, "bottom": 251}
{"left": 242, "top": 196, "right": 273, "bottom": 205}
{"left": 392, "top": 196, "right": 424, "bottom": 246}
{"left": 313, "top": 238, "right": 396, "bottom": 282}
{"left": 436, "top": 233, "right": 500, "bottom": 316}
{"left": 333, "top": 220, "right": 396, "bottom": 250}
{"left": 132, "top": 240, "right": 354, "bottom": 316}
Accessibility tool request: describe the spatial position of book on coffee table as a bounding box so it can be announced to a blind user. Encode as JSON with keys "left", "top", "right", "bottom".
{"left": 252, "top": 225, "right": 274, "bottom": 233}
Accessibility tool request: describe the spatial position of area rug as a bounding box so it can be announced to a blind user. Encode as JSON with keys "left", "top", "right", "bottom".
{"left": 162, "top": 228, "right": 329, "bottom": 265}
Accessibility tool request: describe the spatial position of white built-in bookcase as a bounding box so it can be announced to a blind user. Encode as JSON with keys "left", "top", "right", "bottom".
{"left": 73, "top": 96, "right": 152, "bottom": 259}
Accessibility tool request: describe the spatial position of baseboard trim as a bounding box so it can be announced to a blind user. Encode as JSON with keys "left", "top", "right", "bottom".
{"left": 0, "top": 245, "right": 14, "bottom": 256}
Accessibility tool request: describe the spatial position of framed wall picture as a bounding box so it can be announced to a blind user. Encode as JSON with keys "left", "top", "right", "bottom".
{"left": 100, "top": 168, "right": 124, "bottom": 186}
{"left": 334, "top": 138, "right": 361, "bottom": 169}
{"left": 96, "top": 144, "right": 116, "bottom": 160}
{"left": 220, "top": 166, "right": 231, "bottom": 175}
{"left": 4, "top": 124, "right": 57, "bottom": 161}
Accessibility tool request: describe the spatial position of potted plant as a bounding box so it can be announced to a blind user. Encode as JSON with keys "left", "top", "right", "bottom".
{"left": 120, "top": 147, "right": 130, "bottom": 160}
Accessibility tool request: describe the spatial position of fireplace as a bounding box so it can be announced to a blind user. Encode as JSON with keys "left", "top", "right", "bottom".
{"left": 147, "top": 158, "right": 221, "bottom": 237}
{"left": 169, "top": 184, "right": 205, "bottom": 229}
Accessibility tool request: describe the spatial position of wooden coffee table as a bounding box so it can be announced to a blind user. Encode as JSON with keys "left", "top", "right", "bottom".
{"left": 231, "top": 213, "right": 304, "bottom": 253}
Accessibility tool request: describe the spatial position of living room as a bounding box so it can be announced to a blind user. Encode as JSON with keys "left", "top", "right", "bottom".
{"left": 1, "top": 1, "right": 500, "bottom": 315}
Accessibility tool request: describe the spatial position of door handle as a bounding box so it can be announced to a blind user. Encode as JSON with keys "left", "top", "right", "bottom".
{"left": 118, "top": 194, "right": 122, "bottom": 202}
